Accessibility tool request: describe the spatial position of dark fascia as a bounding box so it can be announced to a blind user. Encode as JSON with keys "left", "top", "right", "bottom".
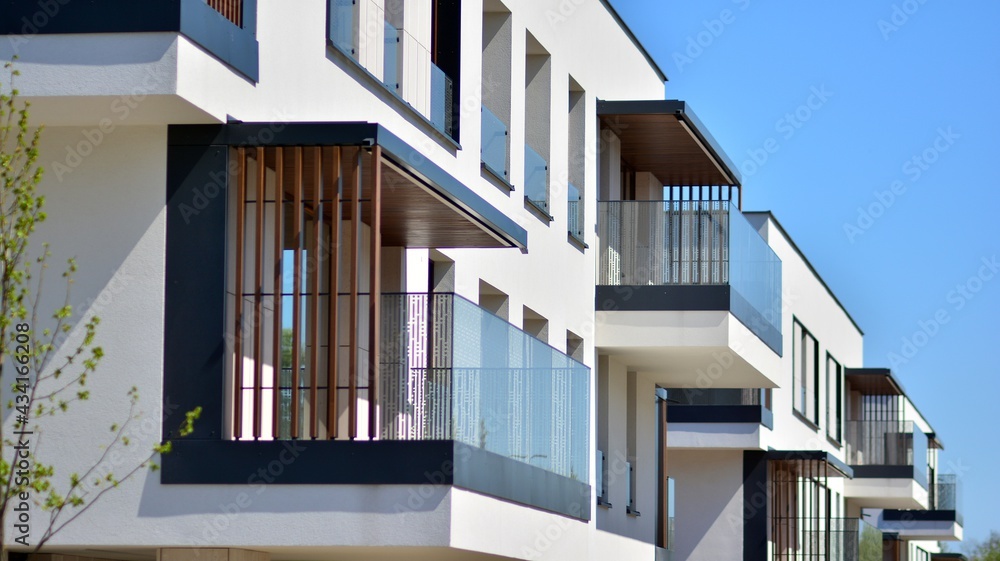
{"left": 667, "top": 404, "right": 770, "bottom": 427}
{"left": 167, "top": 122, "right": 529, "bottom": 250}
{"left": 932, "top": 554, "right": 968, "bottom": 561}
{"left": 596, "top": 99, "right": 743, "bottom": 187}
{"left": 598, "top": 1, "right": 668, "bottom": 82}
{"left": 764, "top": 450, "right": 854, "bottom": 478}
{"left": 163, "top": 440, "right": 591, "bottom": 521}
{"left": 882, "top": 509, "right": 959, "bottom": 523}
{"left": 743, "top": 211, "right": 865, "bottom": 335}
{"left": 0, "top": 0, "right": 259, "bottom": 82}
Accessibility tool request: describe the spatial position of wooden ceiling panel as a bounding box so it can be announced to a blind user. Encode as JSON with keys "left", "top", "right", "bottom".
{"left": 604, "top": 113, "right": 733, "bottom": 187}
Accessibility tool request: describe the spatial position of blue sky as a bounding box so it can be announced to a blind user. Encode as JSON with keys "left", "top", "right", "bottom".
{"left": 613, "top": 0, "right": 1000, "bottom": 546}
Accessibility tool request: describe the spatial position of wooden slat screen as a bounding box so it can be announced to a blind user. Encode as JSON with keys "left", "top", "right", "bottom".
{"left": 206, "top": 0, "right": 244, "bottom": 28}
{"left": 229, "top": 146, "right": 379, "bottom": 441}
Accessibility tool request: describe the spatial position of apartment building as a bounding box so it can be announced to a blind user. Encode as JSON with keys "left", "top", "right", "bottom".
{"left": 655, "top": 212, "right": 965, "bottom": 561}
{"left": 0, "top": 0, "right": 965, "bottom": 560}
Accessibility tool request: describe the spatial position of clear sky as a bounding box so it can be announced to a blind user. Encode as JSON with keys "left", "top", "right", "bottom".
{"left": 613, "top": 0, "right": 1000, "bottom": 547}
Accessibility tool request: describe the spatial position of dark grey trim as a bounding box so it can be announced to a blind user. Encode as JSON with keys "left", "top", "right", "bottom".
{"left": 163, "top": 143, "right": 229, "bottom": 440}
{"left": 765, "top": 451, "right": 853, "bottom": 478}
{"left": 0, "top": 0, "right": 259, "bottom": 81}
{"left": 743, "top": 211, "right": 865, "bottom": 335}
{"left": 481, "top": 162, "right": 515, "bottom": 193}
{"left": 162, "top": 440, "right": 590, "bottom": 520}
{"left": 850, "top": 465, "right": 915, "bottom": 480}
{"left": 567, "top": 232, "right": 589, "bottom": 252}
{"left": 166, "top": 123, "right": 529, "bottom": 250}
{"left": 882, "top": 509, "right": 959, "bottom": 523}
{"left": 597, "top": 0, "right": 668, "bottom": 82}
{"left": 667, "top": 405, "right": 771, "bottom": 427}
{"left": 743, "top": 451, "right": 768, "bottom": 561}
{"left": 595, "top": 285, "right": 782, "bottom": 355}
{"left": 596, "top": 99, "right": 742, "bottom": 186}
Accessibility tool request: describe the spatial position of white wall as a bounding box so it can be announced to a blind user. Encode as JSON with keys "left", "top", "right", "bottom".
{"left": 670, "top": 450, "right": 745, "bottom": 561}
{"left": 2, "top": 0, "right": 670, "bottom": 557}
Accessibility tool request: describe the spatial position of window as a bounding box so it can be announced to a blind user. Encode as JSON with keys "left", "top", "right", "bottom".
{"left": 481, "top": 5, "right": 512, "bottom": 181}
{"left": 524, "top": 32, "right": 551, "bottom": 214}
{"left": 826, "top": 353, "right": 842, "bottom": 442}
{"left": 567, "top": 81, "right": 586, "bottom": 243}
{"left": 792, "top": 319, "right": 819, "bottom": 425}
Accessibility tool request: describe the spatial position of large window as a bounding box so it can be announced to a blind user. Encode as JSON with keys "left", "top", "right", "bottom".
{"left": 826, "top": 353, "right": 842, "bottom": 442}
{"left": 792, "top": 319, "right": 819, "bottom": 425}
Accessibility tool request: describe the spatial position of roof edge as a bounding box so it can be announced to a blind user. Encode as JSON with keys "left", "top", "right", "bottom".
{"left": 599, "top": 0, "right": 668, "bottom": 83}
{"left": 744, "top": 211, "right": 864, "bottom": 335}
{"left": 596, "top": 99, "right": 742, "bottom": 186}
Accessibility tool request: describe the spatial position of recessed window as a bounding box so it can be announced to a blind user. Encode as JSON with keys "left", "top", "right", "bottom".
{"left": 792, "top": 318, "right": 819, "bottom": 425}
{"left": 567, "top": 80, "right": 586, "bottom": 243}
{"left": 826, "top": 354, "right": 842, "bottom": 442}
{"left": 481, "top": 4, "right": 512, "bottom": 181}
{"left": 524, "top": 32, "right": 551, "bottom": 215}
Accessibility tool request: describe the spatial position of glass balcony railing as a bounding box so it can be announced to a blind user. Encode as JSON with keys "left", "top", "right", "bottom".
{"left": 568, "top": 183, "right": 584, "bottom": 242}
{"left": 380, "top": 293, "right": 590, "bottom": 481}
{"left": 931, "top": 474, "right": 963, "bottom": 524}
{"left": 383, "top": 20, "right": 400, "bottom": 91}
{"left": 430, "top": 62, "right": 455, "bottom": 137}
{"left": 598, "top": 200, "right": 782, "bottom": 351}
{"left": 329, "top": 0, "right": 356, "bottom": 55}
{"left": 481, "top": 106, "right": 508, "bottom": 179}
{"left": 778, "top": 518, "right": 882, "bottom": 561}
{"left": 524, "top": 145, "right": 549, "bottom": 212}
{"left": 845, "top": 420, "right": 929, "bottom": 488}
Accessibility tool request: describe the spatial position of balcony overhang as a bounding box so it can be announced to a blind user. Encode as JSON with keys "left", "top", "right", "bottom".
{"left": 0, "top": 0, "right": 259, "bottom": 81}
{"left": 845, "top": 367, "right": 907, "bottom": 396}
{"left": 168, "top": 123, "right": 528, "bottom": 250}
{"left": 597, "top": 100, "right": 741, "bottom": 187}
{"left": 844, "top": 474, "right": 929, "bottom": 510}
{"left": 595, "top": 308, "right": 782, "bottom": 389}
{"left": 766, "top": 450, "right": 853, "bottom": 478}
{"left": 876, "top": 509, "right": 963, "bottom": 541}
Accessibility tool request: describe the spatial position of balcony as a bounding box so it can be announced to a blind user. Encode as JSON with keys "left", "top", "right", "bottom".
{"left": 874, "top": 474, "right": 964, "bottom": 541}
{"left": 381, "top": 293, "right": 590, "bottom": 483}
{"left": 0, "top": 0, "right": 260, "bottom": 124}
{"left": 594, "top": 196, "right": 782, "bottom": 388}
{"left": 844, "top": 420, "right": 930, "bottom": 509}
{"left": 665, "top": 388, "right": 772, "bottom": 449}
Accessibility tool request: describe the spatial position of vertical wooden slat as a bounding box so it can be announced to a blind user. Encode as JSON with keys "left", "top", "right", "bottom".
{"left": 348, "top": 149, "right": 361, "bottom": 440}
{"left": 368, "top": 146, "right": 382, "bottom": 440}
{"left": 272, "top": 148, "right": 284, "bottom": 438}
{"left": 327, "top": 147, "right": 341, "bottom": 439}
{"left": 291, "top": 147, "right": 303, "bottom": 439}
{"left": 309, "top": 147, "right": 322, "bottom": 439}
{"left": 233, "top": 148, "right": 246, "bottom": 440}
{"left": 253, "top": 147, "right": 265, "bottom": 439}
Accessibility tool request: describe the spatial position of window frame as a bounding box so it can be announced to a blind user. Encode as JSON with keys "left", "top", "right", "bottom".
{"left": 825, "top": 353, "right": 842, "bottom": 444}
{"left": 791, "top": 317, "right": 820, "bottom": 427}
